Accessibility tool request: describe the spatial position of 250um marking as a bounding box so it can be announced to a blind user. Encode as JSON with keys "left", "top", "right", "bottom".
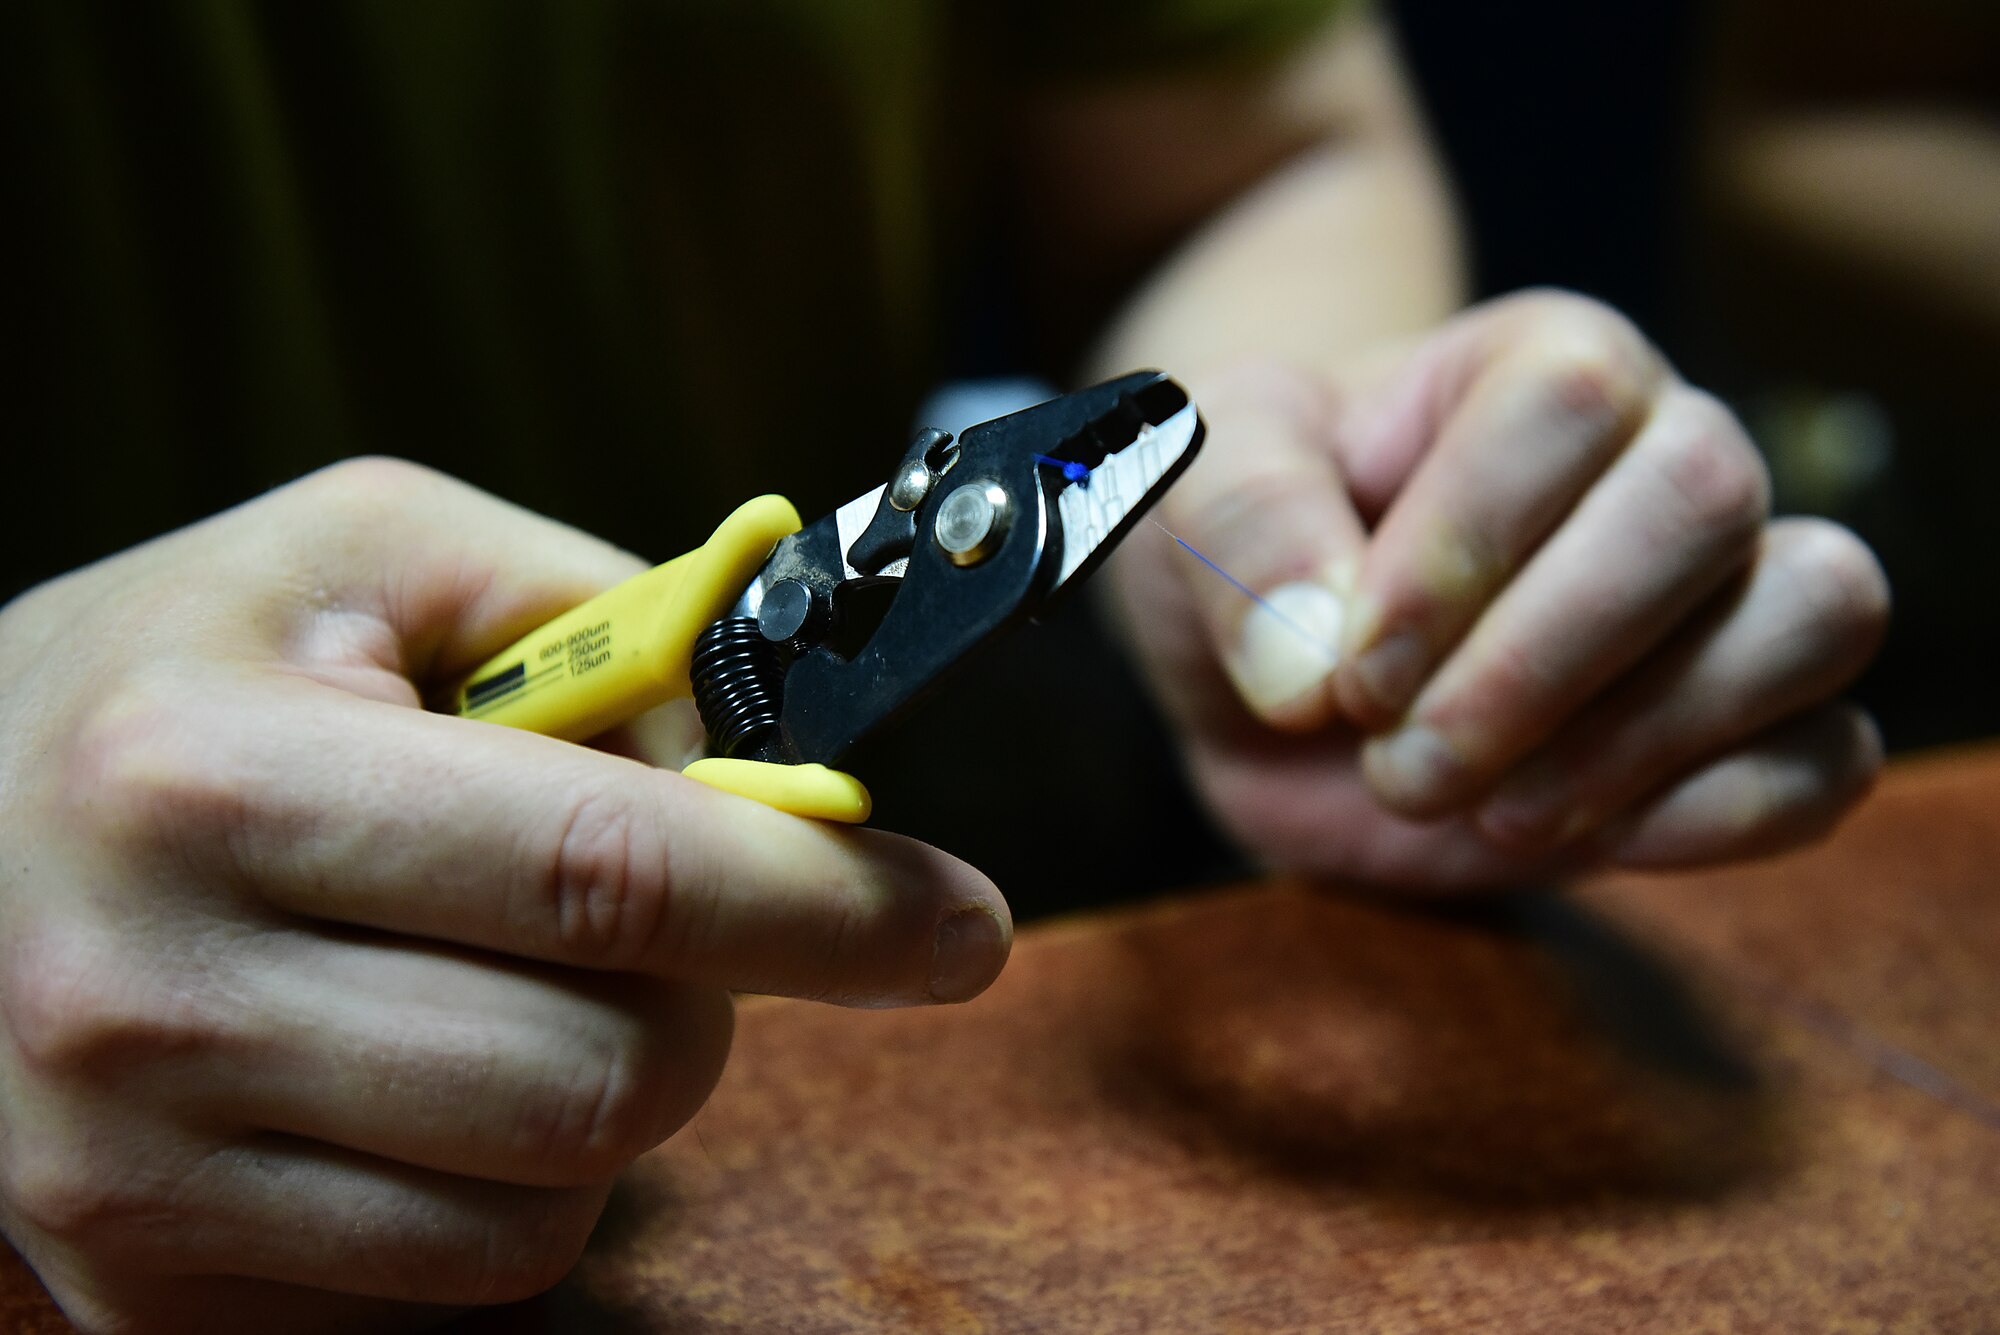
{"left": 561, "top": 620, "right": 613, "bottom": 675}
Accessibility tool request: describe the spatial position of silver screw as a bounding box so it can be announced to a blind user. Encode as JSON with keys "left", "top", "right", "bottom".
{"left": 888, "top": 460, "right": 933, "bottom": 512}
{"left": 756, "top": 578, "right": 819, "bottom": 643}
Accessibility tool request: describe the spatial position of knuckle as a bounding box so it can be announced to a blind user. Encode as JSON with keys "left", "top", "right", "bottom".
{"left": 1510, "top": 287, "right": 1636, "bottom": 340}
{"left": 1509, "top": 291, "right": 1659, "bottom": 420}
{"left": 1176, "top": 465, "right": 1325, "bottom": 567}
{"left": 1472, "top": 647, "right": 1544, "bottom": 735}
{"left": 534, "top": 785, "right": 673, "bottom": 969}
{"left": 1541, "top": 344, "right": 1647, "bottom": 430}
{"left": 1474, "top": 632, "right": 1560, "bottom": 709}
{"left": 520, "top": 1026, "right": 678, "bottom": 1178}
{"left": 7, "top": 1151, "right": 176, "bottom": 1247}
{"left": 1652, "top": 395, "right": 1771, "bottom": 541}
{"left": 299, "top": 456, "right": 445, "bottom": 511}
{"left": 3, "top": 931, "right": 226, "bottom": 1084}
{"left": 283, "top": 456, "right": 453, "bottom": 546}
{"left": 62, "top": 683, "right": 243, "bottom": 859}
{"left": 1429, "top": 636, "right": 1558, "bottom": 761}
{"left": 5, "top": 938, "right": 122, "bottom": 1080}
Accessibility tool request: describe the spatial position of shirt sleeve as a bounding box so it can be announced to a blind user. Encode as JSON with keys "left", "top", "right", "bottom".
{"left": 991, "top": 0, "right": 1353, "bottom": 81}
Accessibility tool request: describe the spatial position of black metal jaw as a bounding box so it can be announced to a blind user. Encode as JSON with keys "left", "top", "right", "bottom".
{"left": 691, "top": 370, "right": 1201, "bottom": 768}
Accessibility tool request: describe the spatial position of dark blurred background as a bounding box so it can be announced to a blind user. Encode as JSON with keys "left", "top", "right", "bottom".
{"left": 4, "top": 1, "right": 1995, "bottom": 918}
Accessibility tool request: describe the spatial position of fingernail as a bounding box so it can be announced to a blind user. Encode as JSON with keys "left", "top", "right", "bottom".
{"left": 1225, "top": 580, "right": 1344, "bottom": 720}
{"left": 1348, "top": 630, "right": 1430, "bottom": 718}
{"left": 1364, "top": 724, "right": 1464, "bottom": 811}
{"left": 928, "top": 908, "right": 1006, "bottom": 1003}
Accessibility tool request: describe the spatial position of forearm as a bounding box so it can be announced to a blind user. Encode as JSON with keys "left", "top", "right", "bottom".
{"left": 1084, "top": 18, "right": 1468, "bottom": 383}
{"left": 1088, "top": 132, "right": 1465, "bottom": 382}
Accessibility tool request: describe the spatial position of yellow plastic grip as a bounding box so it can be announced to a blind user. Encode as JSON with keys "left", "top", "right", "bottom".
{"left": 681, "top": 759, "right": 873, "bottom": 823}
{"left": 451, "top": 495, "right": 873, "bottom": 823}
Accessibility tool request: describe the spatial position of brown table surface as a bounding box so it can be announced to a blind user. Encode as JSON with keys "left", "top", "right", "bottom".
{"left": 6, "top": 749, "right": 1998, "bottom": 1332}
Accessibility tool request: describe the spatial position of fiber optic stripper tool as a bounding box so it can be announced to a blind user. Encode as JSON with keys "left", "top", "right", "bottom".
{"left": 451, "top": 370, "right": 1205, "bottom": 822}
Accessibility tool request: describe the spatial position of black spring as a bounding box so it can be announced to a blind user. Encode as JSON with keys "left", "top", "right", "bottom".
{"left": 690, "top": 617, "right": 783, "bottom": 758}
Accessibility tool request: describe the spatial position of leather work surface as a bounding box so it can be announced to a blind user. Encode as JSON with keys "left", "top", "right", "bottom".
{"left": 4, "top": 748, "right": 1997, "bottom": 1332}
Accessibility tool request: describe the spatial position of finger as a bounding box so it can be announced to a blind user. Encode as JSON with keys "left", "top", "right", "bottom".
{"left": 1334, "top": 299, "right": 1667, "bottom": 726}
{"left": 1598, "top": 704, "right": 1884, "bottom": 868}
{"left": 256, "top": 457, "right": 650, "bottom": 691}
{"left": 1476, "top": 518, "right": 1890, "bottom": 851}
{"left": 210, "top": 937, "right": 732, "bottom": 1188}
{"left": 1159, "top": 360, "right": 1368, "bottom": 727}
{"left": 1360, "top": 386, "right": 1769, "bottom": 817}
{"left": 23, "top": 1133, "right": 612, "bottom": 1307}
{"left": 94, "top": 679, "right": 1011, "bottom": 1006}
{"left": 1177, "top": 729, "right": 1593, "bottom": 892}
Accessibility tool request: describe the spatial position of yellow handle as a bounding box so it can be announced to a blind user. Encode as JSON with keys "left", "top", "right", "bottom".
{"left": 452, "top": 495, "right": 873, "bottom": 823}
{"left": 682, "top": 759, "right": 872, "bottom": 823}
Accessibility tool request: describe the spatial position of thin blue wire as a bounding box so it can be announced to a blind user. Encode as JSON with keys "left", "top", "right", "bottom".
{"left": 1150, "top": 518, "right": 1337, "bottom": 664}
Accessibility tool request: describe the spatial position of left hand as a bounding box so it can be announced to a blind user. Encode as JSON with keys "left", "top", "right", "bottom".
{"left": 1105, "top": 291, "right": 1889, "bottom": 890}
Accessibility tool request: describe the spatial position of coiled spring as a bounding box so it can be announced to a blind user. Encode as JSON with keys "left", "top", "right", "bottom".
{"left": 690, "top": 617, "right": 783, "bottom": 757}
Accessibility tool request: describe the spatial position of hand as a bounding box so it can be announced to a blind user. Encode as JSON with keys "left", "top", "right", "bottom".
{"left": 1108, "top": 291, "right": 1889, "bottom": 889}
{"left": 0, "top": 460, "right": 1010, "bottom": 1333}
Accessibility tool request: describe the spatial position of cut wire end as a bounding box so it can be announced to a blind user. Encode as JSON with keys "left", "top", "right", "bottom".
{"left": 1033, "top": 453, "right": 1092, "bottom": 488}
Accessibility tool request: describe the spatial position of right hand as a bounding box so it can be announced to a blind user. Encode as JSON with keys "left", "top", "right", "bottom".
{"left": 0, "top": 459, "right": 1012, "bottom": 1334}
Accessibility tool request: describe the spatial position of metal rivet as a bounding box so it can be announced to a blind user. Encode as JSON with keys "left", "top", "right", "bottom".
{"left": 934, "top": 482, "right": 1010, "bottom": 566}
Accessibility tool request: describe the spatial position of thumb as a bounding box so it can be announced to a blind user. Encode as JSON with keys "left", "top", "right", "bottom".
{"left": 1161, "top": 362, "right": 1368, "bottom": 729}
{"left": 260, "top": 457, "right": 651, "bottom": 686}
